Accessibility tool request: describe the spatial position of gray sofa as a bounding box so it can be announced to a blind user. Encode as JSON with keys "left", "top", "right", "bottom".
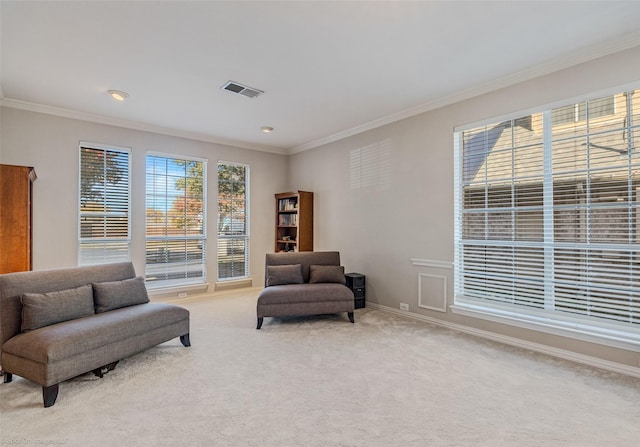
{"left": 0, "top": 262, "right": 190, "bottom": 407}
{"left": 257, "top": 251, "right": 354, "bottom": 329}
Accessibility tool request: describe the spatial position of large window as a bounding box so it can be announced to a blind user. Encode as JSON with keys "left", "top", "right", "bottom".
{"left": 79, "top": 143, "right": 130, "bottom": 265}
{"left": 454, "top": 89, "right": 640, "bottom": 345}
{"left": 145, "top": 154, "right": 206, "bottom": 288}
{"left": 217, "top": 162, "right": 249, "bottom": 280}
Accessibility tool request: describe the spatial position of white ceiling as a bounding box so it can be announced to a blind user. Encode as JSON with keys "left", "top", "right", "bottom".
{"left": 3, "top": 1, "right": 640, "bottom": 154}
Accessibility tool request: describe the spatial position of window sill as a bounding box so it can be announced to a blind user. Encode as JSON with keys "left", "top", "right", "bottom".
{"left": 147, "top": 282, "right": 209, "bottom": 299}
{"left": 450, "top": 301, "right": 640, "bottom": 352}
{"left": 215, "top": 277, "right": 253, "bottom": 291}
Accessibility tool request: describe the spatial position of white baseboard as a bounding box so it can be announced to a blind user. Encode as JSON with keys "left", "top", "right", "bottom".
{"left": 366, "top": 302, "right": 640, "bottom": 379}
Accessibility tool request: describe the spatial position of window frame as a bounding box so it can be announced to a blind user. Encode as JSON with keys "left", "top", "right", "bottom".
{"left": 452, "top": 87, "right": 640, "bottom": 351}
{"left": 145, "top": 152, "right": 207, "bottom": 289}
{"left": 78, "top": 142, "right": 131, "bottom": 265}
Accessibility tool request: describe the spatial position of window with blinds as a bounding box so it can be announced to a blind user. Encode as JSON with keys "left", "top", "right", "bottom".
{"left": 79, "top": 143, "right": 131, "bottom": 265}
{"left": 454, "top": 89, "right": 640, "bottom": 341}
{"left": 145, "top": 154, "right": 206, "bottom": 288}
{"left": 217, "top": 162, "right": 249, "bottom": 280}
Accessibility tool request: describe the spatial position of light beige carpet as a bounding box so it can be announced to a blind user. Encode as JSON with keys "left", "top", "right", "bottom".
{"left": 1, "top": 287, "right": 639, "bottom": 447}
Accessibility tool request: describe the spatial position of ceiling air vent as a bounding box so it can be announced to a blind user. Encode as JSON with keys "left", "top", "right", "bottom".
{"left": 221, "top": 81, "right": 264, "bottom": 99}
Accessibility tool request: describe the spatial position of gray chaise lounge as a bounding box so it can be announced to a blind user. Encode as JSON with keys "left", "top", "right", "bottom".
{"left": 0, "top": 262, "right": 190, "bottom": 407}
{"left": 257, "top": 251, "right": 354, "bottom": 329}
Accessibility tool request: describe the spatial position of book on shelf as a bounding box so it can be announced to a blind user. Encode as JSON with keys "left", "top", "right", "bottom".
{"left": 278, "top": 198, "right": 298, "bottom": 211}
{"left": 278, "top": 214, "right": 298, "bottom": 226}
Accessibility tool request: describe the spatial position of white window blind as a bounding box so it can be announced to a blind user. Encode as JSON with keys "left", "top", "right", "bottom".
{"left": 79, "top": 144, "right": 131, "bottom": 265}
{"left": 455, "top": 89, "right": 640, "bottom": 338}
{"left": 145, "top": 154, "right": 206, "bottom": 288}
{"left": 217, "top": 162, "right": 249, "bottom": 280}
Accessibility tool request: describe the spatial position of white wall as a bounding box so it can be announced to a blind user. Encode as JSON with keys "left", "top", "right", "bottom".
{"left": 0, "top": 107, "right": 288, "bottom": 286}
{"left": 3, "top": 45, "right": 640, "bottom": 370}
{"left": 288, "top": 45, "right": 640, "bottom": 369}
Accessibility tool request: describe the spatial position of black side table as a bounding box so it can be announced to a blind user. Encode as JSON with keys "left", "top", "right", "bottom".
{"left": 345, "top": 273, "right": 365, "bottom": 309}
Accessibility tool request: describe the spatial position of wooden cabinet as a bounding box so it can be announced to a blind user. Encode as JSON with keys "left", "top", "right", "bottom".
{"left": 275, "top": 191, "right": 313, "bottom": 252}
{"left": 0, "top": 164, "right": 36, "bottom": 273}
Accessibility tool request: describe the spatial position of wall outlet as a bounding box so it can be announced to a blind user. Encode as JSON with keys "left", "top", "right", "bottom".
{"left": 400, "top": 303, "right": 409, "bottom": 311}
{"left": 178, "top": 292, "right": 188, "bottom": 298}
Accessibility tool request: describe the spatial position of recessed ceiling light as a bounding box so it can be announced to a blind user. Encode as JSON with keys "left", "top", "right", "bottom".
{"left": 108, "top": 90, "right": 129, "bottom": 101}
{"left": 261, "top": 126, "right": 274, "bottom": 133}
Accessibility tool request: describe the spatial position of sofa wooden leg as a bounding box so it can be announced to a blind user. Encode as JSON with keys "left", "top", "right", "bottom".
{"left": 43, "top": 384, "right": 59, "bottom": 408}
{"left": 3, "top": 372, "right": 13, "bottom": 383}
{"left": 348, "top": 312, "right": 355, "bottom": 323}
{"left": 180, "top": 333, "right": 191, "bottom": 347}
{"left": 256, "top": 317, "right": 263, "bottom": 330}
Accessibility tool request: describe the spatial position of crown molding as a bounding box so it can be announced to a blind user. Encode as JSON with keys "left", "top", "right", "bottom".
{"left": 290, "top": 33, "right": 640, "bottom": 154}
{"left": 0, "top": 98, "right": 288, "bottom": 155}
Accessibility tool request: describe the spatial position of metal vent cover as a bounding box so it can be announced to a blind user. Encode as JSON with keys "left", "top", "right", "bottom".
{"left": 221, "top": 81, "right": 263, "bottom": 99}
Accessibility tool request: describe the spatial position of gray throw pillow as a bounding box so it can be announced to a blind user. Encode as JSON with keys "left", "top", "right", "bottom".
{"left": 92, "top": 276, "right": 149, "bottom": 313}
{"left": 21, "top": 284, "right": 95, "bottom": 332}
{"left": 309, "top": 265, "right": 346, "bottom": 284}
{"left": 266, "top": 264, "right": 304, "bottom": 286}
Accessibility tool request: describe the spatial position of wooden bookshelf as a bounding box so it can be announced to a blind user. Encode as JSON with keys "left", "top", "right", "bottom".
{"left": 275, "top": 191, "right": 313, "bottom": 252}
{"left": 0, "top": 164, "right": 37, "bottom": 273}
